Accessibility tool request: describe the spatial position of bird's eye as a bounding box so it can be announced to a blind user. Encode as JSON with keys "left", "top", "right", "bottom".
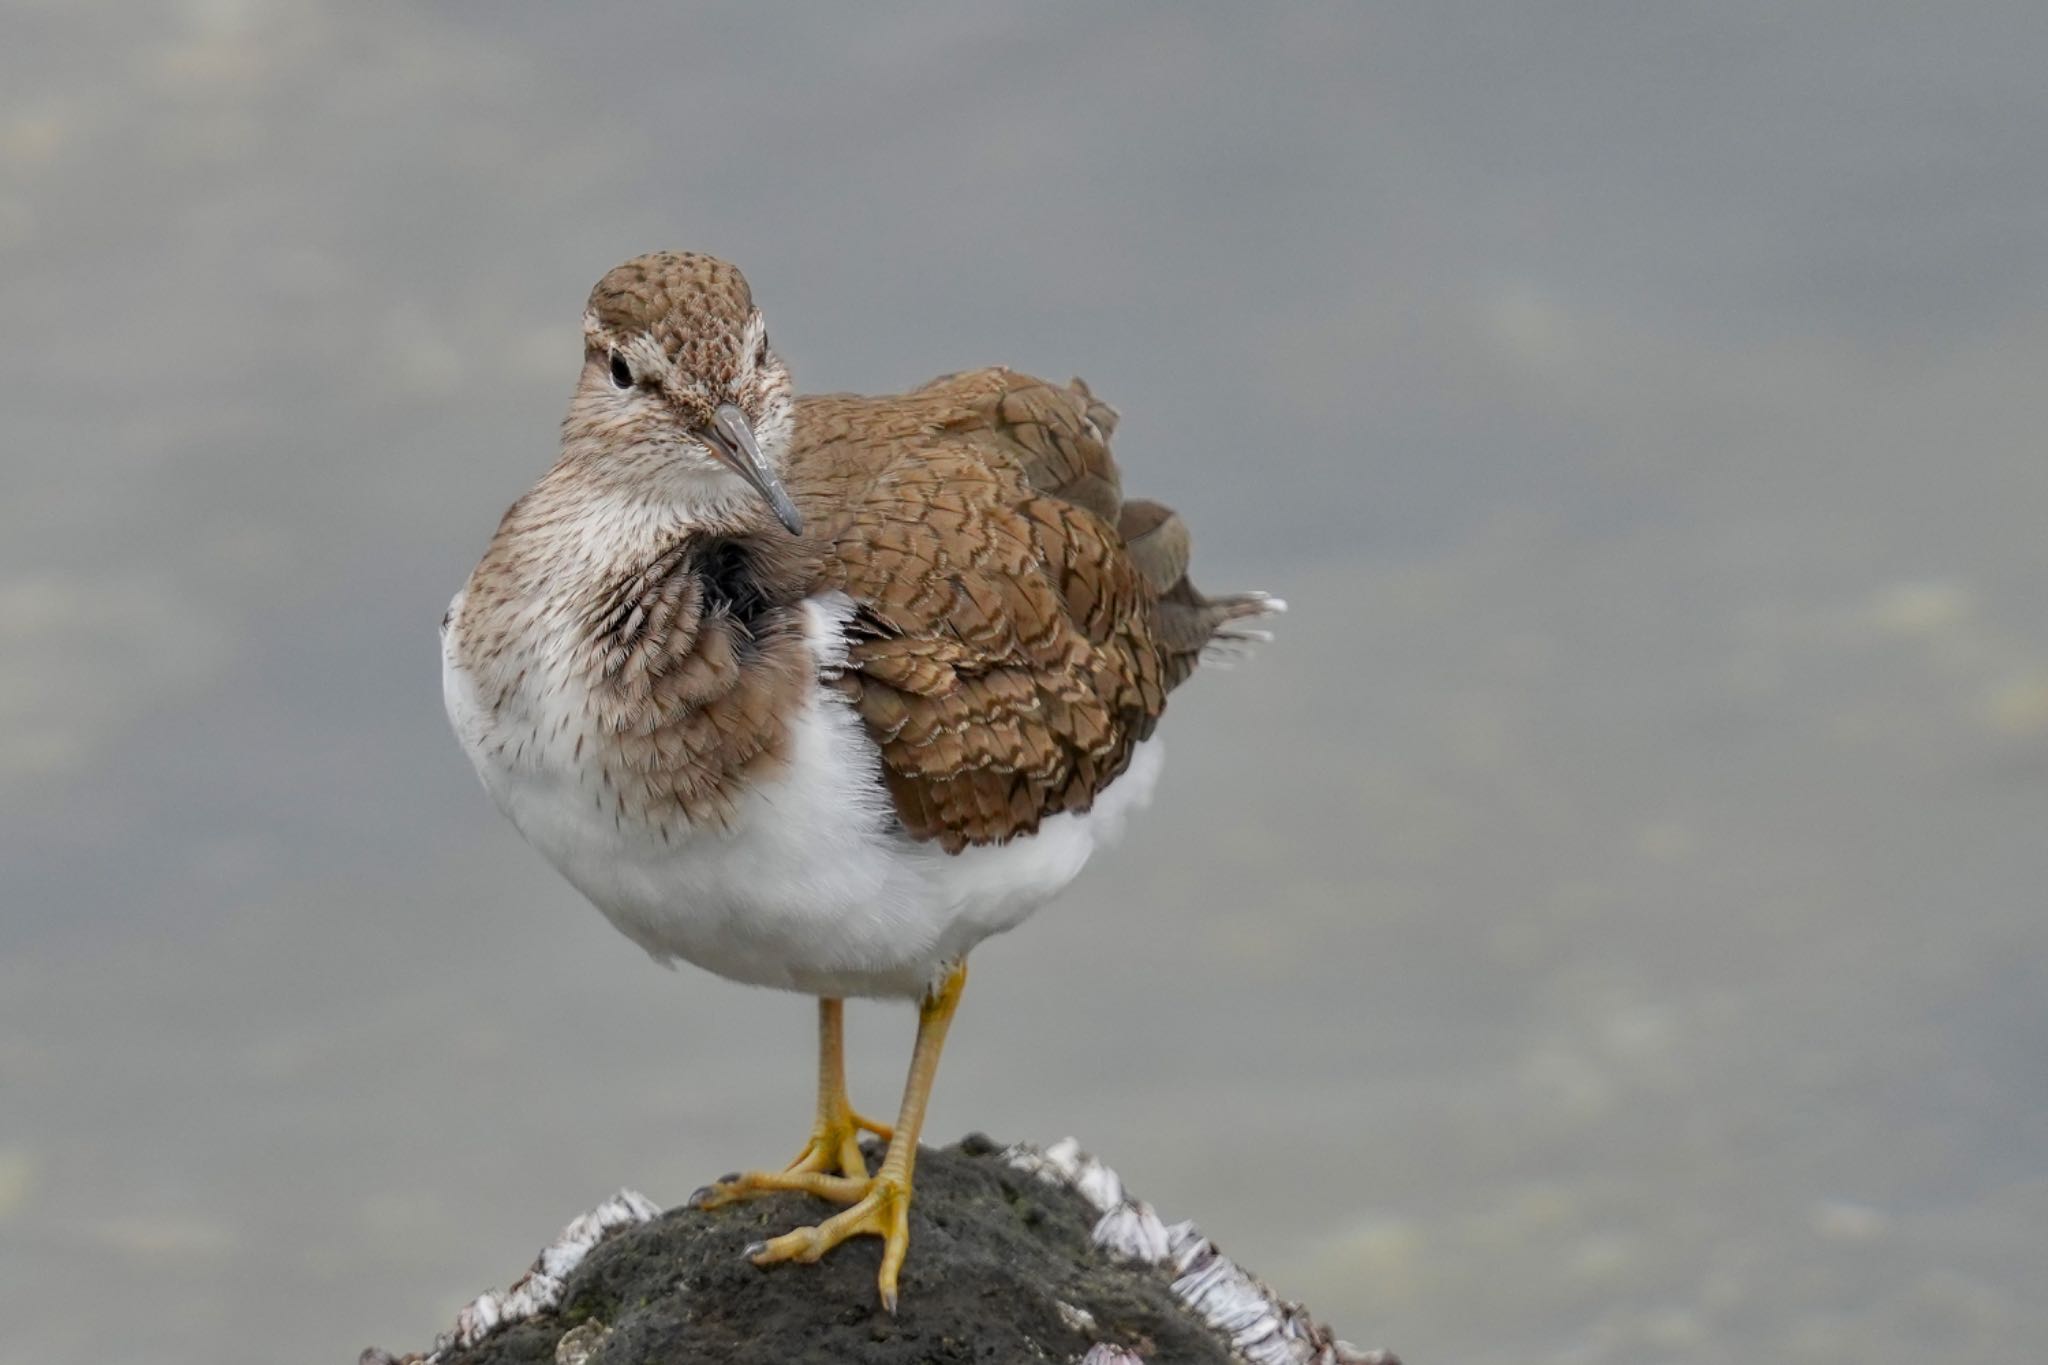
{"left": 608, "top": 351, "right": 634, "bottom": 389}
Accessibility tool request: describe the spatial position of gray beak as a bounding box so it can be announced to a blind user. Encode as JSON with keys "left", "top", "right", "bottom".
{"left": 700, "top": 403, "right": 802, "bottom": 536}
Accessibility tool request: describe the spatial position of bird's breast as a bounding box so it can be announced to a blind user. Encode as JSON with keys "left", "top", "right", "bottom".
{"left": 445, "top": 587, "right": 1164, "bottom": 996}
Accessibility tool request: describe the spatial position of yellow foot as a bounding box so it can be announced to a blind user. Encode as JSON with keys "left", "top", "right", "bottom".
{"left": 746, "top": 1174, "right": 913, "bottom": 1312}
{"left": 688, "top": 1110, "right": 892, "bottom": 1210}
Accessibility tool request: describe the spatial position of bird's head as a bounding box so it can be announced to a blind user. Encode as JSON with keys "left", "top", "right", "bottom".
{"left": 564, "top": 250, "right": 801, "bottom": 534}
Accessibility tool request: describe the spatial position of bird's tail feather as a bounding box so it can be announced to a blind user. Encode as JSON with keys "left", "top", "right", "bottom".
{"left": 1118, "top": 496, "right": 1284, "bottom": 682}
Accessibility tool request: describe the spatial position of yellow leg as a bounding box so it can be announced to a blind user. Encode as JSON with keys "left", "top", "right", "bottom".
{"left": 690, "top": 998, "right": 894, "bottom": 1208}
{"left": 748, "top": 960, "right": 968, "bottom": 1312}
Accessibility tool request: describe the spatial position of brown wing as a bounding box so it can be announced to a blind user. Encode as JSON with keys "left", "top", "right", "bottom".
{"left": 786, "top": 367, "right": 1271, "bottom": 852}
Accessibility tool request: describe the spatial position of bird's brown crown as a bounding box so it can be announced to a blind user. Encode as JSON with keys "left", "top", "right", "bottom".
{"left": 587, "top": 251, "right": 756, "bottom": 377}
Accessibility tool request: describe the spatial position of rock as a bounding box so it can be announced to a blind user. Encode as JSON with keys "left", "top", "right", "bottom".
{"left": 367, "top": 1137, "right": 1395, "bottom": 1365}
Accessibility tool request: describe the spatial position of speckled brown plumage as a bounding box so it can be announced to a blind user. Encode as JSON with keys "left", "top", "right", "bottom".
{"left": 787, "top": 368, "right": 1269, "bottom": 851}
{"left": 447, "top": 250, "right": 1270, "bottom": 855}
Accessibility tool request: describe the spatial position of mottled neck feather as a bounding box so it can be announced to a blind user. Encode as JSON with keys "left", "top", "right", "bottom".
{"left": 478, "top": 444, "right": 800, "bottom": 607}
{"left": 452, "top": 465, "right": 824, "bottom": 833}
{"left": 584, "top": 525, "right": 814, "bottom": 685}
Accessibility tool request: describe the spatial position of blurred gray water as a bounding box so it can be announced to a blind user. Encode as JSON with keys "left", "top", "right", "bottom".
{"left": 4, "top": 4, "right": 2047, "bottom": 1363}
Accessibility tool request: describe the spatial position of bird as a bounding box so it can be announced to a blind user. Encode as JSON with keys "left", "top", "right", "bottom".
{"left": 440, "top": 250, "right": 1281, "bottom": 1310}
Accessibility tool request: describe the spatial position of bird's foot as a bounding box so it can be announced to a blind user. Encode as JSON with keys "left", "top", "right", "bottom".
{"left": 746, "top": 1172, "right": 913, "bottom": 1312}
{"left": 688, "top": 1108, "right": 892, "bottom": 1209}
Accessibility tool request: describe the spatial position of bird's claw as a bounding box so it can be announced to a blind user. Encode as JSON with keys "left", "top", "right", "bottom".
{"left": 749, "top": 1175, "right": 912, "bottom": 1311}
{"left": 689, "top": 1108, "right": 888, "bottom": 1210}
{"left": 692, "top": 1167, "right": 872, "bottom": 1209}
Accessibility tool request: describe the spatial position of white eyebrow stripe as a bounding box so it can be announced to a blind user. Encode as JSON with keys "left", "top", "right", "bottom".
{"left": 620, "top": 333, "right": 670, "bottom": 376}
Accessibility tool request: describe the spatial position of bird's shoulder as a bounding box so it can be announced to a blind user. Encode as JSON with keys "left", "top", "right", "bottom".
{"left": 784, "top": 367, "right": 1171, "bottom": 852}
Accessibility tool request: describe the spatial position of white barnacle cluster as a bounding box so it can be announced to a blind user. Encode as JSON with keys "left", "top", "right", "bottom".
{"left": 361, "top": 1187, "right": 662, "bottom": 1365}
{"left": 1079, "top": 1346, "right": 1148, "bottom": 1365}
{"left": 1005, "top": 1138, "right": 1394, "bottom": 1365}
{"left": 450, "top": 1187, "right": 662, "bottom": 1350}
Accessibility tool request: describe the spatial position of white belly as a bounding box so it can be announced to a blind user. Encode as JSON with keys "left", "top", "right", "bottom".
{"left": 442, "top": 591, "right": 1161, "bottom": 998}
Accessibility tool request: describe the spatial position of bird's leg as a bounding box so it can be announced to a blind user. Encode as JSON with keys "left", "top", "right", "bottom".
{"left": 690, "top": 998, "right": 893, "bottom": 1208}
{"left": 803, "top": 997, "right": 897, "bottom": 1165}
{"left": 749, "top": 960, "right": 968, "bottom": 1312}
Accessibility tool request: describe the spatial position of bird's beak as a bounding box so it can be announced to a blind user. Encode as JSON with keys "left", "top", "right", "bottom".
{"left": 699, "top": 403, "right": 802, "bottom": 536}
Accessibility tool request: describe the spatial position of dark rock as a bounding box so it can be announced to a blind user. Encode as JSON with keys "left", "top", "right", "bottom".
{"left": 433, "top": 1140, "right": 1234, "bottom": 1365}
{"left": 376, "top": 1138, "right": 1391, "bottom": 1365}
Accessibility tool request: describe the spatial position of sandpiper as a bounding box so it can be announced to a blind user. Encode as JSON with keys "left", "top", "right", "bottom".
{"left": 441, "top": 251, "right": 1281, "bottom": 1309}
